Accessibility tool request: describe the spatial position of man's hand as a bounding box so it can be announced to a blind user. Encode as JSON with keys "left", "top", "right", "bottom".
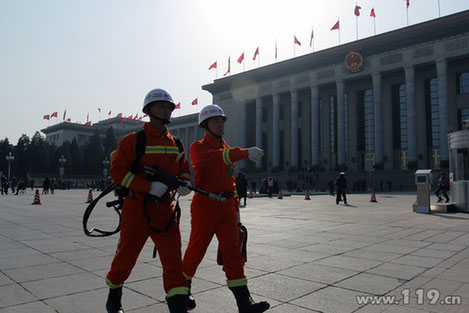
{"left": 149, "top": 181, "right": 168, "bottom": 197}
{"left": 248, "top": 147, "right": 264, "bottom": 162}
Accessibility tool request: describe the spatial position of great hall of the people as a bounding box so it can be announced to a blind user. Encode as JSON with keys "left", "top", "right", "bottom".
{"left": 43, "top": 11, "right": 469, "bottom": 186}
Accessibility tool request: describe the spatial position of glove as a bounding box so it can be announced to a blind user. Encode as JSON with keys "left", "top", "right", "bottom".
{"left": 248, "top": 147, "right": 264, "bottom": 162}
{"left": 149, "top": 181, "right": 168, "bottom": 197}
{"left": 177, "top": 181, "right": 192, "bottom": 196}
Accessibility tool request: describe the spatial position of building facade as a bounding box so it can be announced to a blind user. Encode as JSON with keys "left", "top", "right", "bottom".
{"left": 201, "top": 11, "right": 469, "bottom": 176}
{"left": 40, "top": 12, "right": 469, "bottom": 184}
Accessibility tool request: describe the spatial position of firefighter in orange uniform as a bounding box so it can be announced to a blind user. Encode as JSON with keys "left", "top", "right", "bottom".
{"left": 105, "top": 88, "right": 191, "bottom": 313}
{"left": 183, "top": 105, "right": 270, "bottom": 313}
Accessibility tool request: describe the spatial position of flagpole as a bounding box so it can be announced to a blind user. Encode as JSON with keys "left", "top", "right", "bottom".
{"left": 243, "top": 51, "right": 245, "bottom": 71}
{"left": 373, "top": 16, "right": 376, "bottom": 35}
{"left": 338, "top": 19, "right": 341, "bottom": 44}
{"left": 216, "top": 60, "right": 218, "bottom": 79}
{"left": 406, "top": 3, "right": 409, "bottom": 26}
{"left": 438, "top": 0, "right": 441, "bottom": 17}
{"left": 275, "top": 39, "right": 278, "bottom": 62}
{"left": 355, "top": 3, "right": 358, "bottom": 40}
{"left": 293, "top": 34, "right": 296, "bottom": 57}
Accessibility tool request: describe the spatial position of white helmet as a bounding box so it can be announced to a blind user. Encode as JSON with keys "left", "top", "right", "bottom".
{"left": 143, "top": 88, "right": 175, "bottom": 112}
{"left": 198, "top": 104, "right": 227, "bottom": 125}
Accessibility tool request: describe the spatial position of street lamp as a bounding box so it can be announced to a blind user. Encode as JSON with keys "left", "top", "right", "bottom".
{"left": 102, "top": 157, "right": 110, "bottom": 178}
{"left": 58, "top": 155, "right": 66, "bottom": 180}
{"left": 5, "top": 152, "right": 14, "bottom": 181}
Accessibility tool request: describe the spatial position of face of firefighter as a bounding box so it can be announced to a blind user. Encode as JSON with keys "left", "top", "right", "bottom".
{"left": 207, "top": 116, "right": 225, "bottom": 137}
{"left": 148, "top": 101, "right": 173, "bottom": 128}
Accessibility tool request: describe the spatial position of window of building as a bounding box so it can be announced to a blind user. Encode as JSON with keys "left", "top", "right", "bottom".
{"left": 458, "top": 108, "right": 469, "bottom": 130}
{"left": 319, "top": 98, "right": 323, "bottom": 158}
{"left": 330, "top": 95, "right": 337, "bottom": 167}
{"left": 364, "top": 90, "right": 375, "bottom": 170}
{"left": 425, "top": 78, "right": 440, "bottom": 169}
{"left": 344, "top": 93, "right": 349, "bottom": 155}
{"left": 457, "top": 72, "right": 469, "bottom": 94}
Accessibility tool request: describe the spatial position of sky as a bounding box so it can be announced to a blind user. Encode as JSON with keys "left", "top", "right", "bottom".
{"left": 1, "top": 0, "right": 468, "bottom": 144}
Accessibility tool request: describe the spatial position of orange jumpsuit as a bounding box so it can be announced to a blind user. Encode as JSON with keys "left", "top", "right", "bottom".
{"left": 183, "top": 134, "right": 249, "bottom": 288}
{"left": 106, "top": 122, "right": 190, "bottom": 298}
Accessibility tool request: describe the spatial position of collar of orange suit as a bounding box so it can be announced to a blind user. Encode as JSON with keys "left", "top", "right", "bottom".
{"left": 203, "top": 133, "right": 228, "bottom": 149}
{"left": 143, "top": 122, "right": 171, "bottom": 139}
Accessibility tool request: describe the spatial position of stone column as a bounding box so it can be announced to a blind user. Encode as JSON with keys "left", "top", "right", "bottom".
{"left": 272, "top": 93, "right": 280, "bottom": 168}
{"left": 372, "top": 72, "right": 383, "bottom": 169}
{"left": 336, "top": 80, "right": 345, "bottom": 169}
{"left": 255, "top": 97, "right": 263, "bottom": 169}
{"left": 310, "top": 85, "right": 319, "bottom": 167}
{"left": 290, "top": 89, "right": 299, "bottom": 168}
{"left": 405, "top": 66, "right": 417, "bottom": 168}
{"left": 436, "top": 58, "right": 449, "bottom": 168}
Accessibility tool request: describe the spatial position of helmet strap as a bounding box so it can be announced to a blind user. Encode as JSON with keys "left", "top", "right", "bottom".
{"left": 202, "top": 124, "right": 223, "bottom": 140}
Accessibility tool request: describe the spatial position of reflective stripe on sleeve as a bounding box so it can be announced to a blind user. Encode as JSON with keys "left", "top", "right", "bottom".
{"left": 121, "top": 172, "right": 135, "bottom": 188}
{"left": 222, "top": 148, "right": 232, "bottom": 165}
{"left": 227, "top": 277, "right": 247, "bottom": 288}
{"left": 167, "top": 286, "right": 189, "bottom": 297}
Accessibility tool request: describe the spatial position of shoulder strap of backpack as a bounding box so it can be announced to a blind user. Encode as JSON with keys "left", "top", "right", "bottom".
{"left": 130, "top": 130, "right": 146, "bottom": 173}
{"left": 173, "top": 136, "right": 183, "bottom": 154}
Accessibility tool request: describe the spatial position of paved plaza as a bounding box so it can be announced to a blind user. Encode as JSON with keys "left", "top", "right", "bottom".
{"left": 0, "top": 189, "right": 468, "bottom": 313}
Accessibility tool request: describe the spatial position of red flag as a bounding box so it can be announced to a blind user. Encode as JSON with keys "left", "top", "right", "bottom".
{"left": 108, "top": 110, "right": 112, "bottom": 115}
{"left": 43, "top": 114, "right": 50, "bottom": 120}
{"left": 133, "top": 114, "right": 138, "bottom": 120}
{"left": 139, "top": 117, "right": 143, "bottom": 120}
{"left": 120, "top": 117, "right": 126, "bottom": 126}
{"left": 237, "top": 52, "right": 244, "bottom": 64}
{"left": 370, "top": 8, "right": 376, "bottom": 17}
{"left": 127, "top": 115, "right": 133, "bottom": 119}
{"left": 209, "top": 61, "right": 217, "bottom": 70}
{"left": 331, "top": 20, "right": 340, "bottom": 30}
{"left": 63, "top": 110, "right": 67, "bottom": 121}
{"left": 294, "top": 35, "right": 301, "bottom": 46}
{"left": 85, "top": 121, "right": 92, "bottom": 126}
{"left": 354, "top": 5, "right": 361, "bottom": 16}
{"left": 117, "top": 113, "right": 122, "bottom": 118}
{"left": 86, "top": 113, "right": 89, "bottom": 122}
{"left": 223, "top": 57, "right": 231, "bottom": 76}
{"left": 175, "top": 102, "right": 181, "bottom": 109}
{"left": 67, "top": 118, "right": 71, "bottom": 122}
{"left": 405, "top": 0, "right": 409, "bottom": 8}
{"left": 192, "top": 98, "right": 198, "bottom": 105}
{"left": 143, "top": 114, "right": 148, "bottom": 118}
{"left": 309, "top": 28, "right": 314, "bottom": 47}
{"left": 252, "top": 47, "right": 259, "bottom": 61}
{"left": 51, "top": 112, "right": 58, "bottom": 118}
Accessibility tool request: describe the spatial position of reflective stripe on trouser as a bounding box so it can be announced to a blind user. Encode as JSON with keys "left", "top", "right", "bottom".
{"left": 167, "top": 286, "right": 189, "bottom": 298}
{"left": 227, "top": 277, "right": 248, "bottom": 288}
{"left": 183, "top": 194, "right": 245, "bottom": 281}
{"left": 106, "top": 198, "right": 187, "bottom": 293}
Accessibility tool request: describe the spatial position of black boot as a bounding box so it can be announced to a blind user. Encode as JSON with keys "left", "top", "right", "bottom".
{"left": 167, "top": 294, "right": 188, "bottom": 313}
{"left": 230, "top": 285, "right": 270, "bottom": 313}
{"left": 186, "top": 279, "right": 196, "bottom": 310}
{"left": 106, "top": 286, "right": 124, "bottom": 313}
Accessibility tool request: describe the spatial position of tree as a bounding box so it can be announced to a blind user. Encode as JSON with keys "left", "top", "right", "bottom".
{"left": 15, "top": 134, "right": 31, "bottom": 179}
{"left": 103, "top": 126, "right": 117, "bottom": 158}
{"left": 83, "top": 129, "right": 104, "bottom": 174}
